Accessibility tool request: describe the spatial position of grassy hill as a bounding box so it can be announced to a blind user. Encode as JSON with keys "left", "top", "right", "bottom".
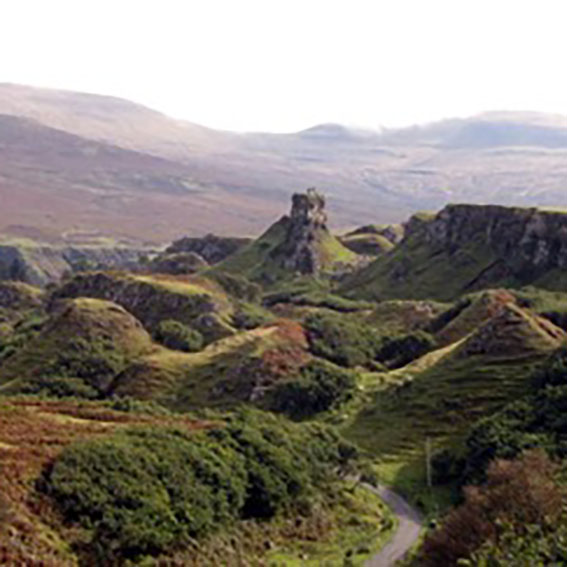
{"left": 0, "top": 298, "right": 153, "bottom": 396}
{"left": 215, "top": 190, "right": 358, "bottom": 285}
{"left": 343, "top": 204, "right": 567, "bottom": 301}
{"left": 7, "top": 84, "right": 567, "bottom": 242}
{"left": 344, "top": 302, "right": 565, "bottom": 502}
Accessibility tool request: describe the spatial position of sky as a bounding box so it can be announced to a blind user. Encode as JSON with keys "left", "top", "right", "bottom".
{"left": 2, "top": 0, "right": 567, "bottom": 132}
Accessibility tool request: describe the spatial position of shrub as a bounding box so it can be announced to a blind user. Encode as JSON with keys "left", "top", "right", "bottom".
{"left": 42, "top": 336, "right": 126, "bottom": 392}
{"left": 304, "top": 312, "right": 381, "bottom": 368}
{"left": 419, "top": 451, "right": 563, "bottom": 567}
{"left": 41, "top": 409, "right": 359, "bottom": 563}
{"left": 20, "top": 376, "right": 99, "bottom": 399}
{"left": 154, "top": 320, "right": 203, "bottom": 352}
{"left": 270, "top": 360, "right": 356, "bottom": 418}
{"left": 43, "top": 428, "right": 248, "bottom": 562}
{"left": 0, "top": 311, "right": 46, "bottom": 362}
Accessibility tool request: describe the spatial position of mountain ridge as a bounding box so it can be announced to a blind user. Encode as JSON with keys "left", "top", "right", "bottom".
{"left": 3, "top": 83, "right": 567, "bottom": 243}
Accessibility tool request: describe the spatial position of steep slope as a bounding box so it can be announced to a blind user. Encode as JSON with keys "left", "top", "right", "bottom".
{"left": 344, "top": 204, "right": 567, "bottom": 301}
{"left": 0, "top": 83, "right": 229, "bottom": 160}
{"left": 0, "top": 113, "right": 279, "bottom": 242}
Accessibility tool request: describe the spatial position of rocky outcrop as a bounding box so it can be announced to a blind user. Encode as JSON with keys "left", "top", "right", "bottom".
{"left": 274, "top": 188, "right": 332, "bottom": 275}
{"left": 345, "top": 203, "right": 567, "bottom": 301}
{"left": 166, "top": 234, "right": 251, "bottom": 264}
{"left": 410, "top": 204, "right": 567, "bottom": 274}
{"left": 0, "top": 244, "right": 154, "bottom": 287}
{"left": 216, "top": 189, "right": 359, "bottom": 281}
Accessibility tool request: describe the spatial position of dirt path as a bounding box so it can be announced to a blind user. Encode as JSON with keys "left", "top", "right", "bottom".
{"left": 365, "top": 485, "right": 422, "bottom": 567}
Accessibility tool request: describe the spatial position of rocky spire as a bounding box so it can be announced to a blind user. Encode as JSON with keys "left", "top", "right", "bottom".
{"left": 278, "top": 188, "right": 329, "bottom": 275}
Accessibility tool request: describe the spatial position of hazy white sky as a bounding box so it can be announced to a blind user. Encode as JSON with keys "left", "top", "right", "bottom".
{"left": 2, "top": 0, "right": 567, "bottom": 132}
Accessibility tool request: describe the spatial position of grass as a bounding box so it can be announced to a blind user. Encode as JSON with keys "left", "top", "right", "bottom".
{"left": 340, "top": 232, "right": 395, "bottom": 256}
{"left": 215, "top": 215, "right": 358, "bottom": 286}
{"left": 111, "top": 321, "right": 308, "bottom": 411}
{"left": 343, "top": 228, "right": 505, "bottom": 301}
{"left": 0, "top": 397, "right": 208, "bottom": 565}
{"left": 265, "top": 485, "right": 395, "bottom": 566}
{"left": 364, "top": 299, "right": 449, "bottom": 335}
{"left": 342, "top": 303, "right": 563, "bottom": 512}
{"left": 0, "top": 297, "right": 153, "bottom": 392}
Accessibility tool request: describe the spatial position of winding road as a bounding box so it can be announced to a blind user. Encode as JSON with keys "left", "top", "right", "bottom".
{"left": 364, "top": 485, "right": 422, "bottom": 567}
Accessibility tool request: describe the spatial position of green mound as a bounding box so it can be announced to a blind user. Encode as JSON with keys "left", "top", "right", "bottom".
{"left": 0, "top": 297, "right": 153, "bottom": 396}
{"left": 53, "top": 271, "right": 236, "bottom": 343}
{"left": 365, "top": 299, "right": 448, "bottom": 335}
{"left": 344, "top": 304, "right": 565, "bottom": 490}
{"left": 339, "top": 232, "right": 394, "bottom": 256}
{"left": 110, "top": 320, "right": 311, "bottom": 410}
{"left": 433, "top": 289, "right": 517, "bottom": 346}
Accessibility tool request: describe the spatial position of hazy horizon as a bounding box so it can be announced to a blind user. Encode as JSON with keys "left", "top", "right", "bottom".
{"left": 4, "top": 0, "right": 567, "bottom": 133}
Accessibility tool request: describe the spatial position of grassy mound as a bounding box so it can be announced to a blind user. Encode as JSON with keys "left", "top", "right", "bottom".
{"left": 54, "top": 271, "right": 236, "bottom": 343}
{"left": 339, "top": 232, "right": 395, "bottom": 256}
{"left": 111, "top": 319, "right": 312, "bottom": 410}
{"left": 0, "top": 298, "right": 153, "bottom": 396}
{"left": 215, "top": 215, "right": 357, "bottom": 285}
{"left": 365, "top": 299, "right": 448, "bottom": 335}
{"left": 433, "top": 289, "right": 517, "bottom": 346}
{"left": 344, "top": 304, "right": 565, "bottom": 497}
{"left": 341, "top": 216, "right": 504, "bottom": 301}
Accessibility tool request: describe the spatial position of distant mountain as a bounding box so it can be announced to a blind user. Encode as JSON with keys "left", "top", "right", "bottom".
{"left": 2, "top": 83, "right": 567, "bottom": 243}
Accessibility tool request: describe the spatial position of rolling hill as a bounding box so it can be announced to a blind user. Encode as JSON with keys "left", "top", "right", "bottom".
{"left": 3, "top": 84, "right": 567, "bottom": 244}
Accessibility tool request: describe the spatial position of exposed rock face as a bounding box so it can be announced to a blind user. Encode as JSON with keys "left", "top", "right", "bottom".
{"left": 166, "top": 234, "right": 251, "bottom": 264}
{"left": 276, "top": 188, "right": 329, "bottom": 275}
{"left": 344, "top": 203, "right": 567, "bottom": 301}
{"left": 0, "top": 244, "right": 154, "bottom": 287}
{"left": 412, "top": 204, "right": 567, "bottom": 273}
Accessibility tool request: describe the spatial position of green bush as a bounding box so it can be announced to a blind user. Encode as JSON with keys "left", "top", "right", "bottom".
{"left": 304, "top": 312, "right": 381, "bottom": 368}
{"left": 0, "top": 311, "right": 46, "bottom": 362}
{"left": 270, "top": 360, "right": 356, "bottom": 418}
{"left": 154, "top": 319, "right": 203, "bottom": 352}
{"left": 43, "top": 336, "right": 126, "bottom": 392}
{"left": 459, "top": 349, "right": 567, "bottom": 482}
{"left": 20, "top": 376, "right": 99, "bottom": 399}
{"left": 41, "top": 409, "right": 359, "bottom": 563}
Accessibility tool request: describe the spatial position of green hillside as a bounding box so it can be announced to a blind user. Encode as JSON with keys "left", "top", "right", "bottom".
{"left": 343, "top": 204, "right": 567, "bottom": 301}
